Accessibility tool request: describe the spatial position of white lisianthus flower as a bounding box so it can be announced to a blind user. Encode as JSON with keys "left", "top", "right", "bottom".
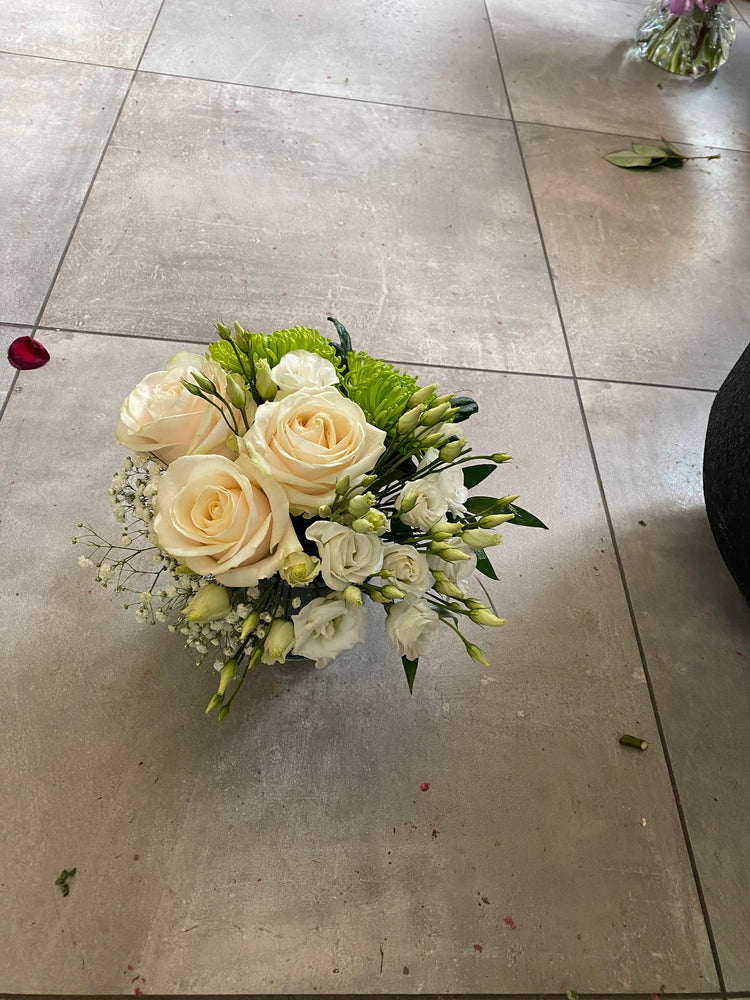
{"left": 153, "top": 452, "right": 299, "bottom": 587}
{"left": 306, "top": 520, "right": 384, "bottom": 590}
{"left": 242, "top": 386, "right": 386, "bottom": 516}
{"left": 292, "top": 593, "right": 368, "bottom": 667}
{"left": 279, "top": 549, "right": 321, "bottom": 586}
{"left": 385, "top": 596, "right": 440, "bottom": 661}
{"left": 117, "top": 352, "right": 253, "bottom": 464}
{"left": 261, "top": 619, "right": 296, "bottom": 665}
{"left": 397, "top": 449, "right": 469, "bottom": 530}
{"left": 270, "top": 350, "right": 339, "bottom": 398}
{"left": 381, "top": 542, "right": 432, "bottom": 595}
{"left": 427, "top": 537, "right": 477, "bottom": 584}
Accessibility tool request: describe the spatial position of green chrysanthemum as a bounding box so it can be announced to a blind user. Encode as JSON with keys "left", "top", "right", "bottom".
{"left": 210, "top": 325, "right": 342, "bottom": 377}
{"left": 342, "top": 351, "right": 419, "bottom": 432}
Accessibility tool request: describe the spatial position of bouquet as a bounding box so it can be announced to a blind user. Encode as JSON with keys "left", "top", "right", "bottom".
{"left": 75, "top": 319, "right": 546, "bottom": 720}
{"left": 634, "top": 0, "right": 735, "bottom": 77}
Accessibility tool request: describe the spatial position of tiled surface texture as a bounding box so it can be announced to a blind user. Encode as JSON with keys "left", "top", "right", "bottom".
{"left": 0, "top": 0, "right": 161, "bottom": 66}
{"left": 519, "top": 123, "right": 750, "bottom": 390}
{"left": 0, "top": 326, "right": 24, "bottom": 411}
{"left": 582, "top": 379, "right": 750, "bottom": 990}
{"left": 0, "top": 331, "right": 716, "bottom": 992}
{"left": 488, "top": 0, "right": 750, "bottom": 150}
{"left": 140, "top": 0, "right": 508, "bottom": 117}
{"left": 4, "top": 0, "right": 750, "bottom": 993}
{"left": 0, "top": 53, "right": 130, "bottom": 326}
{"left": 42, "top": 72, "right": 568, "bottom": 376}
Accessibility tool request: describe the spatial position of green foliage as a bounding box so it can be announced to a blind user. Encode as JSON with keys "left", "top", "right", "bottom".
{"left": 475, "top": 549, "right": 499, "bottom": 581}
{"left": 463, "top": 463, "right": 496, "bottom": 489}
{"left": 402, "top": 655, "right": 418, "bottom": 693}
{"left": 604, "top": 138, "right": 719, "bottom": 170}
{"left": 342, "top": 351, "right": 418, "bottom": 432}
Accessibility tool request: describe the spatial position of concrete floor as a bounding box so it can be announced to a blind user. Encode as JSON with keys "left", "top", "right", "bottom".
{"left": 2, "top": 0, "right": 750, "bottom": 995}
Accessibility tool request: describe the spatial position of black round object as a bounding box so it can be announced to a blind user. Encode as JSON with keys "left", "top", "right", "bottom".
{"left": 703, "top": 343, "right": 750, "bottom": 603}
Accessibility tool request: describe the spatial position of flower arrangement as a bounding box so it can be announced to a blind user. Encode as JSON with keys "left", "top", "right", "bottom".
{"left": 634, "top": 0, "right": 735, "bottom": 77}
{"left": 75, "top": 319, "right": 546, "bottom": 720}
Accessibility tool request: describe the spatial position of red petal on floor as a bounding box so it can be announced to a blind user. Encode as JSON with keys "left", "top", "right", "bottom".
{"left": 7, "top": 336, "right": 50, "bottom": 370}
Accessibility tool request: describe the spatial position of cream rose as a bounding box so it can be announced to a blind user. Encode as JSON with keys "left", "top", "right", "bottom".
{"left": 270, "top": 350, "right": 339, "bottom": 398}
{"left": 380, "top": 542, "right": 432, "bottom": 595}
{"left": 305, "top": 520, "right": 384, "bottom": 590}
{"left": 292, "top": 593, "right": 368, "bottom": 667}
{"left": 152, "top": 452, "right": 299, "bottom": 586}
{"left": 242, "top": 386, "right": 386, "bottom": 516}
{"left": 385, "top": 597, "right": 440, "bottom": 660}
{"left": 117, "top": 352, "right": 251, "bottom": 464}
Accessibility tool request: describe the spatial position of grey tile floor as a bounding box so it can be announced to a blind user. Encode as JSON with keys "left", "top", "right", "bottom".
{"left": 2, "top": 0, "right": 750, "bottom": 995}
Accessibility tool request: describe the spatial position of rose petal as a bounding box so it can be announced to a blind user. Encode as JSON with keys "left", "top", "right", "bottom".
{"left": 8, "top": 336, "right": 50, "bottom": 370}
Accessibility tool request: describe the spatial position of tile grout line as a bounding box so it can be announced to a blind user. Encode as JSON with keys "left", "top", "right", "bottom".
{"left": 2, "top": 46, "right": 748, "bottom": 155}
{"left": 483, "top": 2, "right": 729, "bottom": 996}
{"left": 28, "top": 0, "right": 170, "bottom": 336}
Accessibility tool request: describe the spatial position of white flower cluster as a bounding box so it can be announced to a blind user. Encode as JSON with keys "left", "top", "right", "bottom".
{"left": 77, "top": 322, "right": 540, "bottom": 721}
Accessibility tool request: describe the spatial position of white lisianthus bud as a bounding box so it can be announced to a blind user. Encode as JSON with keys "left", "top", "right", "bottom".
{"left": 226, "top": 373, "right": 247, "bottom": 409}
{"left": 348, "top": 492, "right": 375, "bottom": 517}
{"left": 428, "top": 540, "right": 471, "bottom": 561}
{"left": 335, "top": 475, "right": 351, "bottom": 496}
{"left": 439, "top": 436, "right": 467, "bottom": 462}
{"left": 381, "top": 584, "right": 406, "bottom": 601}
{"left": 479, "top": 513, "right": 516, "bottom": 528}
{"left": 469, "top": 608, "right": 505, "bottom": 627}
{"left": 429, "top": 520, "right": 462, "bottom": 538}
{"left": 496, "top": 494, "right": 520, "bottom": 505}
{"left": 217, "top": 659, "right": 237, "bottom": 695}
{"left": 318, "top": 504, "right": 332, "bottom": 518}
{"left": 420, "top": 430, "right": 446, "bottom": 448}
{"left": 397, "top": 404, "right": 424, "bottom": 436}
{"left": 431, "top": 570, "right": 464, "bottom": 599}
{"left": 466, "top": 644, "right": 489, "bottom": 666}
{"left": 205, "top": 692, "right": 223, "bottom": 714}
{"left": 461, "top": 529, "right": 503, "bottom": 550}
{"left": 408, "top": 383, "right": 438, "bottom": 407}
{"left": 343, "top": 585, "right": 363, "bottom": 606}
{"left": 261, "top": 619, "right": 296, "bottom": 664}
{"left": 255, "top": 359, "right": 278, "bottom": 401}
{"left": 185, "top": 584, "right": 232, "bottom": 623}
{"left": 421, "top": 402, "right": 451, "bottom": 427}
{"left": 351, "top": 509, "right": 388, "bottom": 535}
{"left": 240, "top": 610, "right": 261, "bottom": 640}
{"left": 493, "top": 454, "right": 513, "bottom": 464}
{"left": 398, "top": 492, "right": 418, "bottom": 514}
{"left": 279, "top": 549, "right": 321, "bottom": 586}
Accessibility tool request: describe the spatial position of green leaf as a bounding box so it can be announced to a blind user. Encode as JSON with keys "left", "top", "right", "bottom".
{"left": 465, "top": 495, "right": 503, "bottom": 516}
{"left": 475, "top": 548, "right": 499, "bottom": 581}
{"left": 631, "top": 142, "right": 669, "bottom": 158}
{"left": 402, "top": 656, "right": 418, "bottom": 693}
{"left": 506, "top": 503, "right": 548, "bottom": 529}
{"left": 450, "top": 396, "right": 479, "bottom": 423}
{"left": 660, "top": 136, "right": 684, "bottom": 158}
{"left": 463, "top": 464, "right": 496, "bottom": 489}
{"left": 603, "top": 150, "right": 663, "bottom": 169}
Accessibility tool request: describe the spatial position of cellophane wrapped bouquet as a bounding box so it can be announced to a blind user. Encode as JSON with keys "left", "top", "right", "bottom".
{"left": 635, "top": 0, "right": 735, "bottom": 77}
{"left": 75, "top": 319, "right": 545, "bottom": 720}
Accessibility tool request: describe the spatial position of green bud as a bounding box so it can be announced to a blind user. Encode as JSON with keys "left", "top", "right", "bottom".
{"left": 421, "top": 402, "right": 451, "bottom": 427}
{"left": 335, "top": 475, "right": 351, "bottom": 496}
{"left": 381, "top": 584, "right": 405, "bottom": 600}
{"left": 431, "top": 543, "right": 471, "bottom": 562}
{"left": 186, "top": 583, "right": 232, "bottom": 623}
{"left": 318, "top": 504, "right": 332, "bottom": 518}
{"left": 466, "top": 643, "right": 489, "bottom": 666}
{"left": 420, "top": 430, "right": 446, "bottom": 448}
{"left": 461, "top": 528, "right": 503, "bottom": 550}
{"left": 217, "top": 659, "right": 237, "bottom": 696}
{"left": 205, "top": 692, "right": 224, "bottom": 714}
{"left": 240, "top": 610, "right": 261, "bottom": 640}
{"left": 429, "top": 520, "right": 462, "bottom": 538}
{"left": 432, "top": 392, "right": 454, "bottom": 407}
{"left": 479, "top": 513, "right": 516, "bottom": 528}
{"left": 493, "top": 453, "right": 513, "bottom": 463}
{"left": 397, "top": 404, "right": 424, "bottom": 436}
{"left": 279, "top": 550, "right": 320, "bottom": 586}
{"left": 182, "top": 380, "right": 203, "bottom": 397}
{"left": 191, "top": 372, "right": 217, "bottom": 394}
{"left": 343, "top": 585, "right": 363, "bottom": 606}
{"left": 439, "top": 437, "right": 467, "bottom": 462}
{"left": 495, "top": 494, "right": 520, "bottom": 506}
{"left": 348, "top": 493, "right": 374, "bottom": 517}
{"left": 408, "top": 383, "right": 438, "bottom": 407}
{"left": 217, "top": 704, "right": 231, "bottom": 722}
{"left": 469, "top": 608, "right": 505, "bottom": 627}
{"left": 399, "top": 493, "right": 418, "bottom": 514}
{"left": 255, "top": 358, "right": 278, "bottom": 401}
{"left": 352, "top": 509, "right": 388, "bottom": 534}
{"left": 225, "top": 373, "right": 247, "bottom": 409}
{"left": 261, "top": 619, "right": 296, "bottom": 664}
{"left": 216, "top": 322, "right": 232, "bottom": 340}
{"left": 367, "top": 589, "right": 389, "bottom": 604}
{"left": 234, "top": 324, "right": 250, "bottom": 353}
{"left": 431, "top": 571, "right": 464, "bottom": 599}
{"left": 466, "top": 598, "right": 485, "bottom": 610}
{"left": 360, "top": 474, "right": 378, "bottom": 487}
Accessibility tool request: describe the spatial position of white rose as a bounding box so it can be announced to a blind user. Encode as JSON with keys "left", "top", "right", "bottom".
{"left": 385, "top": 597, "right": 440, "bottom": 660}
{"left": 116, "top": 352, "right": 252, "bottom": 464}
{"left": 153, "top": 452, "right": 299, "bottom": 587}
{"left": 305, "top": 520, "right": 384, "bottom": 590}
{"left": 292, "top": 593, "right": 368, "bottom": 667}
{"left": 242, "top": 386, "right": 386, "bottom": 516}
{"left": 427, "top": 538, "right": 477, "bottom": 584}
{"left": 397, "top": 450, "right": 469, "bottom": 530}
{"left": 381, "top": 542, "right": 432, "bottom": 595}
{"left": 270, "top": 349, "right": 339, "bottom": 398}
